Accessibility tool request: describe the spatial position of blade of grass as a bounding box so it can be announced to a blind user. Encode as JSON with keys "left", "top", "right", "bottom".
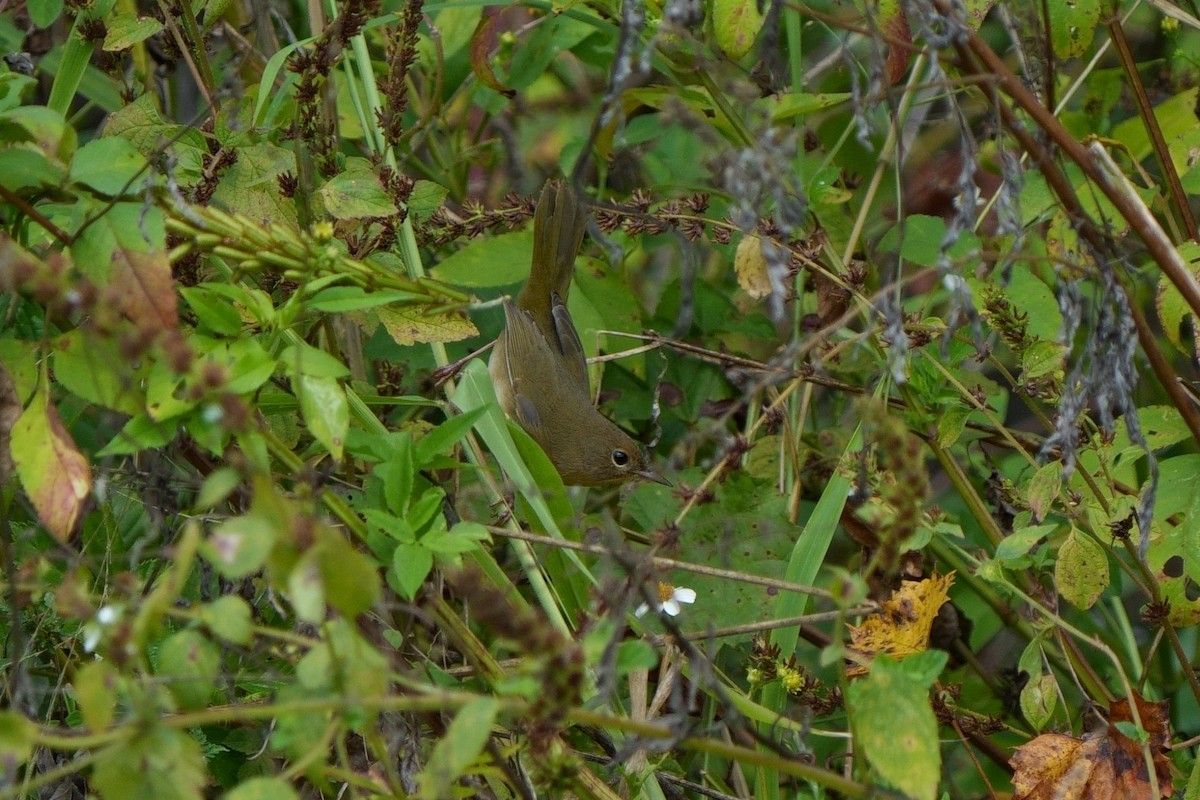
{"left": 755, "top": 413, "right": 867, "bottom": 800}
{"left": 47, "top": 20, "right": 95, "bottom": 115}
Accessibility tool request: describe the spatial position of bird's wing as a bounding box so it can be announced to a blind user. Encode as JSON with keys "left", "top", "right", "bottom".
{"left": 550, "top": 291, "right": 590, "bottom": 397}
{"left": 497, "top": 300, "right": 558, "bottom": 434}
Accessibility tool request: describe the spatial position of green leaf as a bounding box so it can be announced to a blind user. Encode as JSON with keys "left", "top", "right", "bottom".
{"left": 270, "top": 683, "right": 330, "bottom": 761}
{"left": 430, "top": 230, "right": 534, "bottom": 288}
{"left": 70, "top": 202, "right": 177, "bottom": 332}
{"left": 201, "top": 596, "right": 253, "bottom": 645}
{"left": 414, "top": 407, "right": 488, "bottom": 466}
{"left": 52, "top": 329, "right": 145, "bottom": 415}
{"left": 0, "top": 339, "right": 37, "bottom": 405}
{"left": 936, "top": 404, "right": 971, "bottom": 447}
{"left": 1186, "top": 751, "right": 1200, "bottom": 800}
{"left": 1054, "top": 526, "right": 1108, "bottom": 609}
{"left": 222, "top": 339, "right": 278, "bottom": 395}
{"left": 504, "top": 15, "right": 593, "bottom": 91}
{"left": 0, "top": 711, "right": 35, "bottom": 770}
{"left": 91, "top": 725, "right": 206, "bottom": 800}
{"left": 616, "top": 640, "right": 659, "bottom": 673}
{"left": 306, "top": 286, "right": 423, "bottom": 313}
{"left": 846, "top": 655, "right": 941, "bottom": 800}
{"left": 320, "top": 536, "right": 381, "bottom": 618}
{"left": 896, "top": 215, "right": 948, "bottom": 268}
{"left": 1133, "top": 404, "right": 1192, "bottom": 451}
{"left": 0, "top": 146, "right": 67, "bottom": 192}
{"left": 417, "top": 698, "right": 499, "bottom": 799}
{"left": 101, "top": 93, "right": 204, "bottom": 177}
{"left": 0, "top": 105, "right": 75, "bottom": 161}
{"left": 713, "top": 0, "right": 764, "bottom": 59}
{"left": 994, "top": 523, "right": 1056, "bottom": 563}
{"left": 280, "top": 343, "right": 351, "bottom": 379}
{"left": 378, "top": 434, "right": 415, "bottom": 514}
{"left": 1021, "top": 339, "right": 1064, "bottom": 380}
{"left": 224, "top": 777, "right": 300, "bottom": 800}
{"left": 253, "top": 32, "right": 315, "bottom": 125}
{"left": 180, "top": 286, "right": 245, "bottom": 336}
{"left": 157, "top": 629, "right": 220, "bottom": 711}
{"left": 28, "top": 0, "right": 63, "bottom": 27}
{"left": 668, "top": 475, "right": 795, "bottom": 640}
{"left": 1148, "top": 488, "right": 1200, "bottom": 625}
{"left": 0, "top": 73, "right": 35, "bottom": 113}
{"left": 768, "top": 92, "right": 852, "bottom": 121}
{"left": 317, "top": 160, "right": 398, "bottom": 220}
{"left": 288, "top": 550, "right": 325, "bottom": 623}
{"left": 406, "top": 180, "right": 448, "bottom": 222}
{"left": 202, "top": 514, "right": 277, "bottom": 579}
{"left": 211, "top": 143, "right": 298, "bottom": 229}
{"left": 421, "top": 521, "right": 489, "bottom": 555}
{"left": 391, "top": 542, "right": 433, "bottom": 600}
{"left": 1015, "top": 637, "right": 1058, "bottom": 727}
{"left": 48, "top": 21, "right": 96, "bottom": 115}
{"left": 1047, "top": 0, "right": 1100, "bottom": 59}
{"left": 70, "top": 136, "right": 149, "bottom": 196}
{"left": 1020, "top": 672, "right": 1057, "bottom": 732}
{"left": 1026, "top": 461, "right": 1062, "bottom": 523}
{"left": 103, "top": 13, "right": 164, "bottom": 51}
{"left": 296, "top": 374, "right": 348, "bottom": 459}
{"left": 572, "top": 258, "right": 646, "bottom": 379}
{"left": 371, "top": 305, "right": 479, "bottom": 346}
{"left": 1156, "top": 275, "right": 1191, "bottom": 356}
{"left": 194, "top": 467, "right": 242, "bottom": 511}
{"left": 72, "top": 660, "right": 120, "bottom": 731}
{"left": 96, "top": 411, "right": 178, "bottom": 456}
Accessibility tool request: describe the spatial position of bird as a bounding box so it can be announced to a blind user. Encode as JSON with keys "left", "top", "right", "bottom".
{"left": 489, "top": 181, "right": 668, "bottom": 487}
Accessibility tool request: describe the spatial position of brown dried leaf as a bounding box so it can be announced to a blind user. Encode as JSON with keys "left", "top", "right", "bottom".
{"left": 1011, "top": 693, "right": 1173, "bottom": 800}
{"left": 814, "top": 268, "right": 851, "bottom": 326}
{"left": 881, "top": 3, "right": 912, "bottom": 86}
{"left": 469, "top": 11, "right": 514, "bottom": 99}
{"left": 110, "top": 246, "right": 178, "bottom": 334}
{"left": 10, "top": 384, "right": 91, "bottom": 542}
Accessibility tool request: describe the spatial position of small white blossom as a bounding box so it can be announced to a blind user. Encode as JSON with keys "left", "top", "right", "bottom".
{"left": 636, "top": 583, "right": 697, "bottom": 617}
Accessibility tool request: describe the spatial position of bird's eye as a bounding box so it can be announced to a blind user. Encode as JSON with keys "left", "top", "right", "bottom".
{"left": 611, "top": 449, "right": 630, "bottom": 467}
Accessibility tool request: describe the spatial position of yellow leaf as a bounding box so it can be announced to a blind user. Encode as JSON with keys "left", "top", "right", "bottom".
{"left": 734, "top": 234, "right": 772, "bottom": 299}
{"left": 11, "top": 383, "right": 92, "bottom": 542}
{"left": 375, "top": 306, "right": 479, "bottom": 346}
{"left": 847, "top": 572, "right": 954, "bottom": 675}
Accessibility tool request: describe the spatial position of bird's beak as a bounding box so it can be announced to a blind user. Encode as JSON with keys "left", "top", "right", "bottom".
{"left": 637, "top": 469, "right": 672, "bottom": 487}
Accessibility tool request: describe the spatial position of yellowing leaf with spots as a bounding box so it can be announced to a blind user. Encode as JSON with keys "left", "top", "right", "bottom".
{"left": 847, "top": 572, "right": 954, "bottom": 675}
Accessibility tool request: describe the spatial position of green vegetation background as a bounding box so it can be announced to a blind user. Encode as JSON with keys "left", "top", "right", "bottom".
{"left": 1, "top": 0, "right": 1199, "bottom": 798}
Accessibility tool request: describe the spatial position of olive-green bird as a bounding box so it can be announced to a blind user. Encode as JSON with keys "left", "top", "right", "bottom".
{"left": 489, "top": 182, "right": 667, "bottom": 487}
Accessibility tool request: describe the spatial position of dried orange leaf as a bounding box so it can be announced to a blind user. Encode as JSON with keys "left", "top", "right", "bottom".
{"left": 1011, "top": 693, "right": 1172, "bottom": 800}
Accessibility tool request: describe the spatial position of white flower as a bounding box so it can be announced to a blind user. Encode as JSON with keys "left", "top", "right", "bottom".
{"left": 82, "top": 605, "right": 123, "bottom": 653}
{"left": 636, "top": 583, "right": 697, "bottom": 617}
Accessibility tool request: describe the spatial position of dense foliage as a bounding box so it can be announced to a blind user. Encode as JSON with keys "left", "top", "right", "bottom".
{"left": 1, "top": 0, "right": 1199, "bottom": 797}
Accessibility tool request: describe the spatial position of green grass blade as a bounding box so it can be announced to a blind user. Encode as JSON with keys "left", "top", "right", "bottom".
{"left": 47, "top": 22, "right": 94, "bottom": 115}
